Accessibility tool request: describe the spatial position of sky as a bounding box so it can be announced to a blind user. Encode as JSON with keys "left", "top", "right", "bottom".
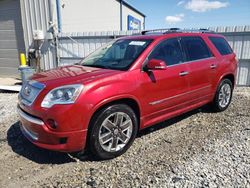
{"left": 126, "top": 0, "right": 250, "bottom": 29}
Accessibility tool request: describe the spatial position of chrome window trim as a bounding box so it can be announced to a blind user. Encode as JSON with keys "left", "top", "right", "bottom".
{"left": 141, "top": 56, "right": 216, "bottom": 72}
{"left": 166, "top": 57, "right": 216, "bottom": 68}
{"left": 141, "top": 36, "right": 216, "bottom": 71}
{"left": 17, "top": 107, "right": 44, "bottom": 125}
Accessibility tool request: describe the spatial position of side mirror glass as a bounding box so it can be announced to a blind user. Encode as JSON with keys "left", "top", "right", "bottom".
{"left": 146, "top": 59, "right": 167, "bottom": 70}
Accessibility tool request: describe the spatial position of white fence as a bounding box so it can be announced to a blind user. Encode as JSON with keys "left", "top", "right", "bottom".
{"left": 58, "top": 26, "right": 250, "bottom": 86}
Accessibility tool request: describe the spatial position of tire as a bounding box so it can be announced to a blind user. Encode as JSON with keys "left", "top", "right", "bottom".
{"left": 212, "top": 79, "right": 233, "bottom": 112}
{"left": 87, "top": 104, "right": 138, "bottom": 160}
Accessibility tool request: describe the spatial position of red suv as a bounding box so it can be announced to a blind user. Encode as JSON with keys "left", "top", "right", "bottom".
{"left": 18, "top": 29, "right": 237, "bottom": 159}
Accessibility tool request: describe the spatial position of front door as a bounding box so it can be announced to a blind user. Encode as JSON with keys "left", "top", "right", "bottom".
{"left": 139, "top": 38, "right": 190, "bottom": 127}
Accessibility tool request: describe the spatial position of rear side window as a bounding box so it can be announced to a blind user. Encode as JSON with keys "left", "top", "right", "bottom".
{"left": 209, "top": 37, "right": 233, "bottom": 55}
{"left": 181, "top": 37, "right": 212, "bottom": 61}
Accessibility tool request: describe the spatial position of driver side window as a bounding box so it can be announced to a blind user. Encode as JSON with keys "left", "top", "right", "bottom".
{"left": 148, "top": 38, "right": 184, "bottom": 66}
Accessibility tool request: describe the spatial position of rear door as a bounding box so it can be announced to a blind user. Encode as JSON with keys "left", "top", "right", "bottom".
{"left": 180, "top": 36, "right": 216, "bottom": 102}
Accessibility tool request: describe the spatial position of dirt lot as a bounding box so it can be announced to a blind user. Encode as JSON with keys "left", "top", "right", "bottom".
{"left": 0, "top": 87, "right": 249, "bottom": 188}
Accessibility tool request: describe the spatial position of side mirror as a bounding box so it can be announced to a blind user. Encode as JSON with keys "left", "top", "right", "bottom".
{"left": 146, "top": 59, "right": 167, "bottom": 70}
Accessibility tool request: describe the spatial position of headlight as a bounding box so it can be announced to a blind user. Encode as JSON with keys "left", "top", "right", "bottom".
{"left": 41, "top": 84, "right": 83, "bottom": 108}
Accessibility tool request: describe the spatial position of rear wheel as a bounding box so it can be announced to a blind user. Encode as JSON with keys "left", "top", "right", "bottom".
{"left": 212, "top": 79, "right": 233, "bottom": 112}
{"left": 87, "top": 104, "right": 138, "bottom": 160}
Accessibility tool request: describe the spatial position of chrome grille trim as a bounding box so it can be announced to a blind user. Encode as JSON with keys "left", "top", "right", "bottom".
{"left": 17, "top": 107, "right": 44, "bottom": 125}
{"left": 29, "top": 80, "right": 46, "bottom": 89}
{"left": 20, "top": 124, "right": 38, "bottom": 141}
{"left": 19, "top": 81, "right": 45, "bottom": 106}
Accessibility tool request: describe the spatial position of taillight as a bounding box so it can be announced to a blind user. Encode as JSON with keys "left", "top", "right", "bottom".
{"left": 236, "top": 56, "right": 239, "bottom": 62}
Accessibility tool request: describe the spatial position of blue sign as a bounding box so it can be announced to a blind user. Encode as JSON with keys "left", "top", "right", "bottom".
{"left": 128, "top": 15, "right": 141, "bottom": 30}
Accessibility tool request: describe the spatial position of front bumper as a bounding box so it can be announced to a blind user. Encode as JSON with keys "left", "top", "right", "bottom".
{"left": 17, "top": 106, "right": 87, "bottom": 152}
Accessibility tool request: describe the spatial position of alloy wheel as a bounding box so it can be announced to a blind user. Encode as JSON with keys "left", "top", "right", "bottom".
{"left": 218, "top": 83, "right": 231, "bottom": 108}
{"left": 98, "top": 112, "right": 133, "bottom": 152}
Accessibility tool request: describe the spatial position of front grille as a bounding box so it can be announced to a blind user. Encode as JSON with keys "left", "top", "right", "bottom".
{"left": 19, "top": 81, "right": 45, "bottom": 106}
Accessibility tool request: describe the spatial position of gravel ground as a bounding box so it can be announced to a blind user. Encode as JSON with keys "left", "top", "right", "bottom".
{"left": 0, "top": 87, "right": 249, "bottom": 188}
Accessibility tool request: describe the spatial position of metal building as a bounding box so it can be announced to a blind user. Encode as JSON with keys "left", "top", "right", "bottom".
{"left": 60, "top": 0, "right": 146, "bottom": 32}
{"left": 0, "top": 0, "right": 25, "bottom": 77}
{"left": 0, "top": 0, "right": 145, "bottom": 78}
{"left": 0, "top": 0, "right": 57, "bottom": 78}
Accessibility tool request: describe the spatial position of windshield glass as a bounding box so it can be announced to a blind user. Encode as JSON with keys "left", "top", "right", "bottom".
{"left": 80, "top": 39, "right": 153, "bottom": 70}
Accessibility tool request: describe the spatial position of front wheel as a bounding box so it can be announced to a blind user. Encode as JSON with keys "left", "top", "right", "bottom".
{"left": 87, "top": 104, "right": 138, "bottom": 160}
{"left": 212, "top": 79, "right": 233, "bottom": 112}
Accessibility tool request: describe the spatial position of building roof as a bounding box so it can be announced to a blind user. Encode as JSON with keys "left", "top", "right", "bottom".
{"left": 117, "top": 0, "right": 146, "bottom": 18}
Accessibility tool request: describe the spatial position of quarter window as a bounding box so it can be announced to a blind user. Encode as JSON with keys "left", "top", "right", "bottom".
{"left": 148, "top": 38, "right": 184, "bottom": 66}
{"left": 181, "top": 37, "right": 212, "bottom": 61}
{"left": 209, "top": 37, "right": 233, "bottom": 55}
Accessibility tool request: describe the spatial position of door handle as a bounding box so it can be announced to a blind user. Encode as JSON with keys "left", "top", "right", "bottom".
{"left": 179, "top": 71, "right": 189, "bottom": 76}
{"left": 210, "top": 64, "right": 217, "bottom": 69}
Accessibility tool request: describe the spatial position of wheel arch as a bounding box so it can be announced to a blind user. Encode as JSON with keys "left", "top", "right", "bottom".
{"left": 88, "top": 96, "right": 141, "bottom": 131}
{"left": 212, "top": 73, "right": 234, "bottom": 112}
{"left": 218, "top": 73, "right": 235, "bottom": 89}
{"left": 84, "top": 97, "right": 141, "bottom": 153}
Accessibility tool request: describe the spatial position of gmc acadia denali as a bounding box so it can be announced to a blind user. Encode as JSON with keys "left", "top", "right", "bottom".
{"left": 18, "top": 29, "right": 237, "bottom": 159}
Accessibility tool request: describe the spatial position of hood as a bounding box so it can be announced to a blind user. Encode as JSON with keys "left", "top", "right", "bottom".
{"left": 31, "top": 65, "right": 122, "bottom": 87}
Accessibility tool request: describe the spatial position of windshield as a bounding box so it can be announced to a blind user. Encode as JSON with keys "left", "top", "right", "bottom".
{"left": 80, "top": 39, "right": 153, "bottom": 70}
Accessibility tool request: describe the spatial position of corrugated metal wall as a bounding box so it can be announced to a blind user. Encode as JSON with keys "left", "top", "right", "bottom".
{"left": 58, "top": 30, "right": 141, "bottom": 66}
{"left": 214, "top": 26, "right": 250, "bottom": 86}
{"left": 20, "top": 0, "right": 57, "bottom": 70}
{"left": 58, "top": 26, "right": 250, "bottom": 86}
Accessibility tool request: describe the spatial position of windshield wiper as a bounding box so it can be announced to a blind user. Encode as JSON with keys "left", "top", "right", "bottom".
{"left": 82, "top": 64, "right": 109, "bottom": 69}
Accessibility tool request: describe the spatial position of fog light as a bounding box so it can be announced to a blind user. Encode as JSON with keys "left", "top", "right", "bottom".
{"left": 47, "top": 119, "right": 57, "bottom": 129}
{"left": 59, "top": 137, "right": 67, "bottom": 144}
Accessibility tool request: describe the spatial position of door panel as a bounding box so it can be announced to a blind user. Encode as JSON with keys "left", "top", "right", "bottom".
{"left": 139, "top": 63, "right": 190, "bottom": 125}
{"left": 181, "top": 36, "right": 215, "bottom": 102}
{"left": 139, "top": 37, "right": 192, "bottom": 127}
{"left": 187, "top": 58, "right": 217, "bottom": 100}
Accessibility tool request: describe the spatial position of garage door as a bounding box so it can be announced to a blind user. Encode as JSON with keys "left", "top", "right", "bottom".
{"left": 0, "top": 0, "right": 25, "bottom": 77}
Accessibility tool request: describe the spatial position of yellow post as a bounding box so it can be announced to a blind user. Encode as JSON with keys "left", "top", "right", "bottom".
{"left": 20, "top": 53, "right": 27, "bottom": 67}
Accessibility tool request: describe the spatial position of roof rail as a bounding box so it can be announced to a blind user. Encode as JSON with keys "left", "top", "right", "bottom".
{"left": 141, "top": 28, "right": 178, "bottom": 35}
{"left": 141, "top": 28, "right": 215, "bottom": 35}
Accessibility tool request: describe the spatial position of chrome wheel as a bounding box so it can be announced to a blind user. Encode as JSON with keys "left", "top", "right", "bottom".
{"left": 218, "top": 83, "right": 231, "bottom": 108}
{"left": 98, "top": 112, "right": 133, "bottom": 152}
